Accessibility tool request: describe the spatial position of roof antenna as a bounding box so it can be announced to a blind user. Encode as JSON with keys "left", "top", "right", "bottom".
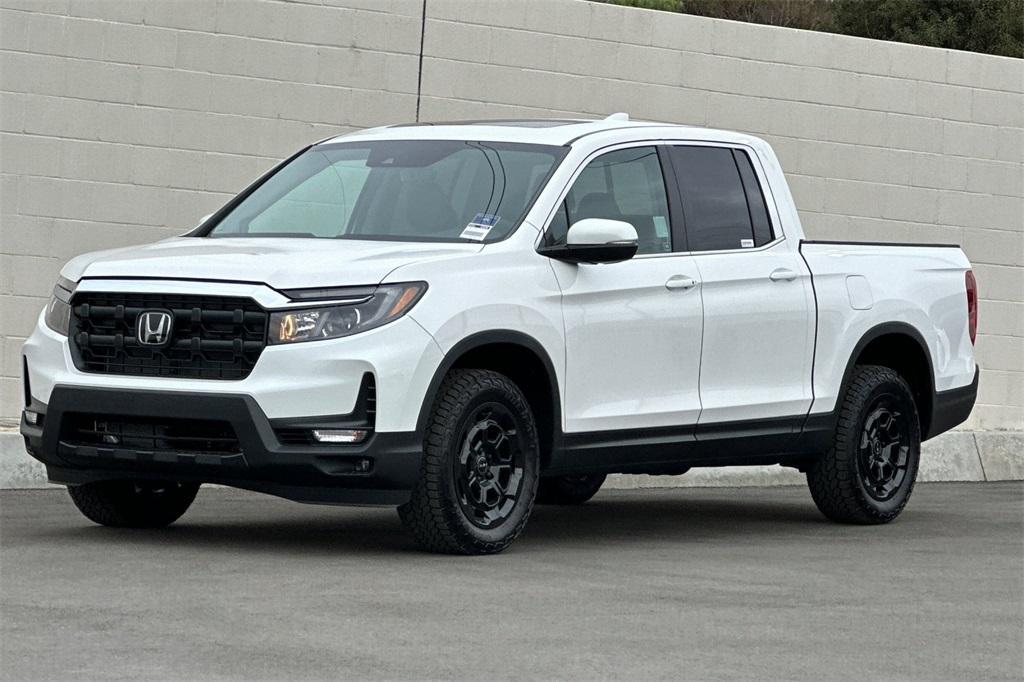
{"left": 604, "top": 112, "right": 629, "bottom": 122}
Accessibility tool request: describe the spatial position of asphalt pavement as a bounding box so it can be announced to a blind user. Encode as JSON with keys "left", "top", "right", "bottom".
{"left": 1, "top": 482, "right": 1021, "bottom": 680}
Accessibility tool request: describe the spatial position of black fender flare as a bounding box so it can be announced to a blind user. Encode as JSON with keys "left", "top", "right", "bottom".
{"left": 414, "top": 330, "right": 563, "bottom": 439}
{"left": 834, "top": 321, "right": 936, "bottom": 430}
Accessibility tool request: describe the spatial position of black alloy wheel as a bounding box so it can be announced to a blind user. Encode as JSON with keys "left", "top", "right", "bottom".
{"left": 856, "top": 397, "right": 912, "bottom": 502}
{"left": 453, "top": 403, "right": 526, "bottom": 529}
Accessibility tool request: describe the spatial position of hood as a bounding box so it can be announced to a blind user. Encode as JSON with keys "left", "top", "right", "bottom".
{"left": 63, "top": 237, "right": 484, "bottom": 290}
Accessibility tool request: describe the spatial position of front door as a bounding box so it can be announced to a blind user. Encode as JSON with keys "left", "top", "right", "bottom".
{"left": 544, "top": 145, "right": 704, "bottom": 434}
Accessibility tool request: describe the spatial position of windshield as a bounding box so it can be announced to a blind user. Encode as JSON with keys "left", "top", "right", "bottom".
{"left": 205, "top": 140, "right": 567, "bottom": 242}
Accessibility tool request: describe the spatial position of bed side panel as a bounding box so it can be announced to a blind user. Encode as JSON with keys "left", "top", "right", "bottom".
{"left": 801, "top": 243, "right": 975, "bottom": 416}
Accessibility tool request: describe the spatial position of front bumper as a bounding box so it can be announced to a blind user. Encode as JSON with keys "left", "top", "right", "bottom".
{"left": 22, "top": 279, "right": 445, "bottom": 431}
{"left": 21, "top": 385, "right": 422, "bottom": 506}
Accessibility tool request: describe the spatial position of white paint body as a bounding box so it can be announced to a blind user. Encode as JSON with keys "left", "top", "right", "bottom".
{"left": 23, "top": 120, "right": 977, "bottom": 439}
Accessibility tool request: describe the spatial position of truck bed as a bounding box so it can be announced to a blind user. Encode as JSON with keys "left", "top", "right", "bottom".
{"left": 798, "top": 239, "right": 975, "bottom": 417}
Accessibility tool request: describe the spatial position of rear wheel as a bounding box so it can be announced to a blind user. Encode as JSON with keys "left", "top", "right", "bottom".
{"left": 807, "top": 365, "right": 920, "bottom": 524}
{"left": 399, "top": 369, "right": 540, "bottom": 554}
{"left": 536, "top": 473, "right": 606, "bottom": 505}
{"left": 67, "top": 480, "right": 200, "bottom": 528}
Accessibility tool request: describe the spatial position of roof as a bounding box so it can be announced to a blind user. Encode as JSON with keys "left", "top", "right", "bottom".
{"left": 319, "top": 114, "right": 761, "bottom": 148}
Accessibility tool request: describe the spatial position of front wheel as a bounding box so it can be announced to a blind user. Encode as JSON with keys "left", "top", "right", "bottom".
{"left": 67, "top": 480, "right": 200, "bottom": 528}
{"left": 807, "top": 365, "right": 921, "bottom": 524}
{"left": 399, "top": 369, "right": 540, "bottom": 554}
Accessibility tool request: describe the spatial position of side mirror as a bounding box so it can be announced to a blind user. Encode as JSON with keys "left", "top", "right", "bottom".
{"left": 539, "top": 218, "right": 639, "bottom": 264}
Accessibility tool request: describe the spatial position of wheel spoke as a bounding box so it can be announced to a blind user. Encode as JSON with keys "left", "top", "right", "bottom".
{"left": 892, "top": 444, "right": 909, "bottom": 468}
{"left": 452, "top": 401, "right": 526, "bottom": 529}
{"left": 856, "top": 399, "right": 913, "bottom": 502}
{"left": 489, "top": 462, "right": 510, "bottom": 481}
{"left": 489, "top": 431, "right": 508, "bottom": 452}
{"left": 890, "top": 468, "right": 906, "bottom": 490}
{"left": 882, "top": 419, "right": 901, "bottom": 446}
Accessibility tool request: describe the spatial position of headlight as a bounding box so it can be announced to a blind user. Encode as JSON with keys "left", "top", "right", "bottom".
{"left": 269, "top": 282, "right": 427, "bottom": 344}
{"left": 44, "top": 276, "right": 76, "bottom": 336}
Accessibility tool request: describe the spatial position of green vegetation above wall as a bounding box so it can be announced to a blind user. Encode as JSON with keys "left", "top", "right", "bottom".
{"left": 596, "top": 0, "right": 1023, "bottom": 58}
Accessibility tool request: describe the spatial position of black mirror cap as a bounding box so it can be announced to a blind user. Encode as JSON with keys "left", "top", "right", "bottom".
{"left": 537, "top": 241, "right": 638, "bottom": 264}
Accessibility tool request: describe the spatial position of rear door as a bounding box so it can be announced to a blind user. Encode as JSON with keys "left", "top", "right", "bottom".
{"left": 545, "top": 145, "right": 704, "bottom": 434}
{"left": 666, "top": 144, "right": 815, "bottom": 427}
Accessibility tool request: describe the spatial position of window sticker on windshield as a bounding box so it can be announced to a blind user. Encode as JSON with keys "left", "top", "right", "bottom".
{"left": 460, "top": 213, "right": 501, "bottom": 241}
{"left": 740, "top": 238, "right": 754, "bottom": 248}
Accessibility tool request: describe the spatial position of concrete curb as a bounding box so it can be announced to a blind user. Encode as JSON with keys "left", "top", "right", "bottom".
{"left": 1, "top": 428, "right": 1020, "bottom": 490}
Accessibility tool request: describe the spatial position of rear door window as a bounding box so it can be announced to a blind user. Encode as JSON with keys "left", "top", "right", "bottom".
{"left": 669, "top": 146, "right": 774, "bottom": 252}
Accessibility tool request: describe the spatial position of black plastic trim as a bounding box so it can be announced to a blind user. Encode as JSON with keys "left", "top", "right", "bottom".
{"left": 801, "top": 240, "right": 961, "bottom": 249}
{"left": 22, "top": 356, "right": 31, "bottom": 408}
{"left": 658, "top": 144, "right": 689, "bottom": 253}
{"left": 537, "top": 242, "right": 638, "bottom": 264}
{"left": 22, "top": 385, "right": 420, "bottom": 506}
{"left": 68, "top": 291, "right": 268, "bottom": 380}
{"left": 927, "top": 365, "right": 979, "bottom": 440}
{"left": 546, "top": 415, "right": 824, "bottom": 475}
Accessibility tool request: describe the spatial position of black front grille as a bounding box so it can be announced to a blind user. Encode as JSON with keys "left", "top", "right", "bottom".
{"left": 70, "top": 293, "right": 268, "bottom": 379}
{"left": 61, "top": 414, "right": 241, "bottom": 455}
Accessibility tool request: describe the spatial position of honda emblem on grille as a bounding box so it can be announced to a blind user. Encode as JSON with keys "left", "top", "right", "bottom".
{"left": 137, "top": 310, "right": 173, "bottom": 346}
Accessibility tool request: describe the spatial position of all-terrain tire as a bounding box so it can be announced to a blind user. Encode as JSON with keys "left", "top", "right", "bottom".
{"left": 536, "top": 473, "right": 607, "bottom": 505}
{"left": 807, "top": 365, "right": 921, "bottom": 524}
{"left": 398, "top": 369, "right": 540, "bottom": 555}
{"left": 67, "top": 480, "right": 200, "bottom": 528}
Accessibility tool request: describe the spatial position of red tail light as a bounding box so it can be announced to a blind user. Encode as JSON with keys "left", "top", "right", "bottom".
{"left": 965, "top": 270, "right": 978, "bottom": 345}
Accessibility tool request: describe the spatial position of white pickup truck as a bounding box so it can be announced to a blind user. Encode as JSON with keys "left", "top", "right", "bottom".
{"left": 21, "top": 115, "right": 979, "bottom": 554}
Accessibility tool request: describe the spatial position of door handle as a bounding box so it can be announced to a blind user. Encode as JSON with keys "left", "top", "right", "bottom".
{"left": 769, "top": 268, "right": 798, "bottom": 282}
{"left": 665, "top": 275, "right": 698, "bottom": 290}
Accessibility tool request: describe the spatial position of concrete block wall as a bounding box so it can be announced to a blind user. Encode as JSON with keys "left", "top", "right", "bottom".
{"left": 1, "top": 0, "right": 1022, "bottom": 434}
